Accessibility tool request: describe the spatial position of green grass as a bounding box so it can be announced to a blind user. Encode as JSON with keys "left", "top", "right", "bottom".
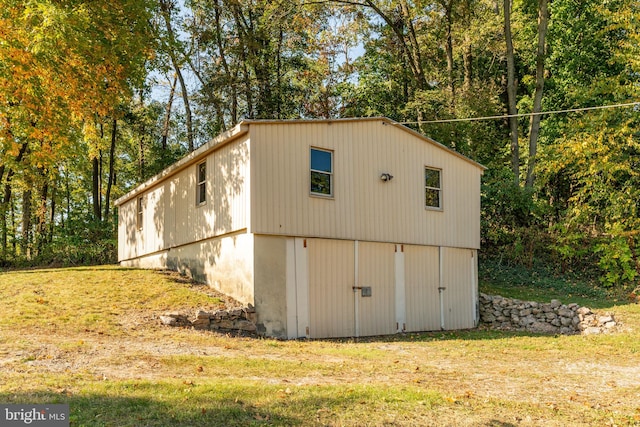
{"left": 1, "top": 377, "right": 446, "bottom": 426}
{"left": 1, "top": 266, "right": 640, "bottom": 426}
{"left": 0, "top": 266, "right": 223, "bottom": 335}
{"left": 479, "top": 257, "right": 616, "bottom": 308}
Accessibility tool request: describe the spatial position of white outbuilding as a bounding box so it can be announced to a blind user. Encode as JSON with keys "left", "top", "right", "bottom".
{"left": 115, "top": 118, "right": 485, "bottom": 339}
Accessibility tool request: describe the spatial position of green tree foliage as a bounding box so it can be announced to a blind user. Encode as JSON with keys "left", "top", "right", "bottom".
{"left": 534, "top": 0, "right": 640, "bottom": 287}
{"left": 183, "top": 0, "right": 339, "bottom": 130}
{"left": 0, "top": 0, "right": 156, "bottom": 265}
{"left": 1, "top": 0, "right": 639, "bottom": 292}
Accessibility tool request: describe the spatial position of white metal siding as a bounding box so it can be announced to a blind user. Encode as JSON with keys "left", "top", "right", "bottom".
{"left": 250, "top": 121, "right": 481, "bottom": 249}
{"left": 213, "top": 139, "right": 249, "bottom": 235}
{"left": 145, "top": 185, "right": 166, "bottom": 252}
{"left": 172, "top": 171, "right": 189, "bottom": 247}
{"left": 117, "top": 198, "right": 138, "bottom": 261}
{"left": 119, "top": 135, "right": 250, "bottom": 260}
{"left": 165, "top": 180, "right": 177, "bottom": 247}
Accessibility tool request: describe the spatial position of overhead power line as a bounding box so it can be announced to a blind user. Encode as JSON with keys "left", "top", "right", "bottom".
{"left": 397, "top": 101, "right": 640, "bottom": 125}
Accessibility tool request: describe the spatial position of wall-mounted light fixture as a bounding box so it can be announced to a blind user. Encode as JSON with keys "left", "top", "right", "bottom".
{"left": 380, "top": 173, "right": 394, "bottom": 182}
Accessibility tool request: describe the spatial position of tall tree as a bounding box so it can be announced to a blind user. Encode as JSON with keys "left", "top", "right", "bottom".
{"left": 104, "top": 119, "right": 118, "bottom": 220}
{"left": 503, "top": 0, "right": 520, "bottom": 185}
{"left": 524, "top": 0, "right": 549, "bottom": 189}
{"left": 158, "top": 0, "right": 195, "bottom": 151}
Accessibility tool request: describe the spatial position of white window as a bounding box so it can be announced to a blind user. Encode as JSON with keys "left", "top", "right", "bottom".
{"left": 136, "top": 196, "right": 144, "bottom": 230}
{"left": 310, "top": 148, "right": 333, "bottom": 197}
{"left": 425, "top": 167, "right": 442, "bottom": 209}
{"left": 196, "top": 161, "right": 206, "bottom": 205}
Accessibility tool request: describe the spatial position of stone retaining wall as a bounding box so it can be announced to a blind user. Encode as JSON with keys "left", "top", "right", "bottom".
{"left": 479, "top": 293, "right": 617, "bottom": 335}
{"left": 160, "top": 305, "right": 258, "bottom": 335}
{"left": 159, "top": 295, "right": 618, "bottom": 337}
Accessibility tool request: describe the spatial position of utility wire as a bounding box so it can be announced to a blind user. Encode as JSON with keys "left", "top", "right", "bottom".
{"left": 397, "top": 101, "right": 640, "bottom": 125}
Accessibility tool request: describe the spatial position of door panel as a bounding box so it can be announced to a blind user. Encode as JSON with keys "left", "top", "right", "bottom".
{"left": 404, "top": 245, "right": 441, "bottom": 332}
{"left": 357, "top": 242, "right": 396, "bottom": 336}
{"left": 441, "top": 247, "right": 475, "bottom": 330}
{"left": 307, "top": 239, "right": 355, "bottom": 338}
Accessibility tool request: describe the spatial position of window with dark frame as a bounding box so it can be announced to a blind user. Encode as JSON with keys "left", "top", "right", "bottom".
{"left": 196, "top": 161, "right": 207, "bottom": 205}
{"left": 310, "top": 148, "right": 333, "bottom": 197}
{"left": 136, "top": 196, "right": 143, "bottom": 230}
{"left": 425, "top": 167, "right": 442, "bottom": 209}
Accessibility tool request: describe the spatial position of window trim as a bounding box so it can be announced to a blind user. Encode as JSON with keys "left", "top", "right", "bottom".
{"left": 196, "top": 161, "right": 207, "bottom": 206}
{"left": 310, "top": 147, "right": 334, "bottom": 198}
{"left": 424, "top": 166, "right": 442, "bottom": 210}
{"left": 136, "top": 196, "right": 144, "bottom": 230}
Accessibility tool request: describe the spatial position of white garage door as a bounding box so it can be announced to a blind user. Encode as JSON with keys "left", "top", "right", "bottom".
{"left": 296, "top": 239, "right": 477, "bottom": 338}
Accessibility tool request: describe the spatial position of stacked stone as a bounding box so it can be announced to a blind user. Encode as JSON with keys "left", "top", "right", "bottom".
{"left": 158, "top": 313, "right": 190, "bottom": 327}
{"left": 578, "top": 311, "right": 618, "bottom": 335}
{"left": 479, "top": 293, "right": 617, "bottom": 335}
{"left": 160, "top": 304, "right": 258, "bottom": 334}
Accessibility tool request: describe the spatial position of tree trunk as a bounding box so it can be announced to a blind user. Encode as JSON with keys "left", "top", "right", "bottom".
{"left": 1, "top": 181, "right": 12, "bottom": 261}
{"left": 1, "top": 142, "right": 28, "bottom": 261}
{"left": 10, "top": 197, "right": 16, "bottom": 254}
{"left": 49, "top": 181, "right": 56, "bottom": 244}
{"left": 399, "top": 0, "right": 427, "bottom": 90}
{"left": 443, "top": 0, "right": 456, "bottom": 105}
{"left": 276, "top": 26, "right": 283, "bottom": 119}
{"left": 235, "top": 2, "right": 272, "bottom": 119}
{"left": 463, "top": 44, "right": 473, "bottom": 92}
{"left": 161, "top": 76, "right": 177, "bottom": 150}
{"left": 504, "top": 0, "right": 520, "bottom": 185}
{"left": 22, "top": 185, "right": 32, "bottom": 260}
{"left": 104, "top": 119, "right": 117, "bottom": 220}
{"left": 138, "top": 90, "right": 146, "bottom": 180}
{"left": 525, "top": 0, "right": 549, "bottom": 189}
{"left": 35, "top": 178, "right": 48, "bottom": 257}
{"left": 242, "top": 55, "right": 254, "bottom": 118}
{"left": 160, "top": 0, "right": 195, "bottom": 151}
{"left": 175, "top": 63, "right": 194, "bottom": 151}
{"left": 333, "top": 0, "right": 427, "bottom": 90}
{"left": 92, "top": 155, "right": 102, "bottom": 222}
{"left": 215, "top": 0, "right": 235, "bottom": 127}
{"left": 462, "top": 0, "right": 473, "bottom": 91}
{"left": 65, "top": 165, "right": 71, "bottom": 230}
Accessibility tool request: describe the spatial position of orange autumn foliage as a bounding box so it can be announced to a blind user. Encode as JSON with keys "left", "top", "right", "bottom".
{"left": 0, "top": 0, "right": 155, "bottom": 170}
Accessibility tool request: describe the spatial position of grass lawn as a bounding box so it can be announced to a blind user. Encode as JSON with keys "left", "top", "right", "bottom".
{"left": 1, "top": 266, "right": 639, "bottom": 426}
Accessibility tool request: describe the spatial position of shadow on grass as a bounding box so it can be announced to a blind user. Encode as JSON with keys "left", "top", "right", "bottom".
{"left": 0, "top": 392, "right": 300, "bottom": 427}
{"left": 486, "top": 421, "right": 517, "bottom": 427}
{"left": 0, "top": 384, "right": 441, "bottom": 427}
{"left": 0, "top": 265, "right": 136, "bottom": 274}
{"left": 320, "top": 328, "right": 563, "bottom": 344}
